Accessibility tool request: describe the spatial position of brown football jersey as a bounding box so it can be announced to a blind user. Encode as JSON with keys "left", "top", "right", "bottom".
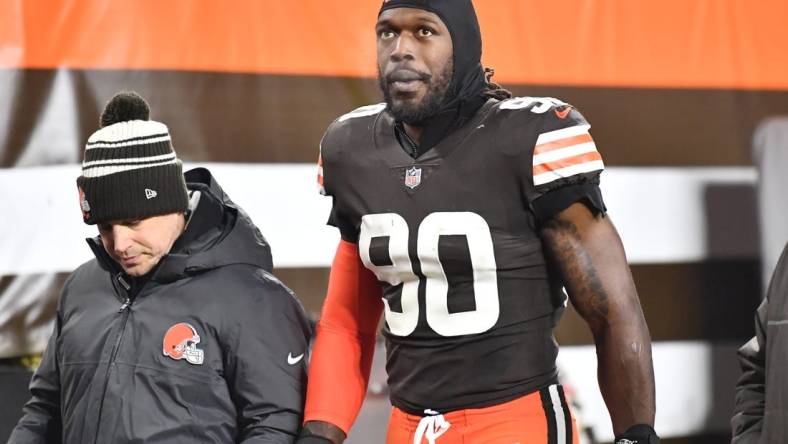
{"left": 318, "top": 97, "right": 605, "bottom": 414}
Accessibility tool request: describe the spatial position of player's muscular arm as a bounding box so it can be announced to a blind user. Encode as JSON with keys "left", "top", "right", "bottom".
{"left": 540, "top": 202, "right": 656, "bottom": 435}
{"left": 298, "top": 241, "right": 383, "bottom": 444}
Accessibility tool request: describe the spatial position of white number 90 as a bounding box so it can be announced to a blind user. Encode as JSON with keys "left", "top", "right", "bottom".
{"left": 359, "top": 212, "right": 500, "bottom": 337}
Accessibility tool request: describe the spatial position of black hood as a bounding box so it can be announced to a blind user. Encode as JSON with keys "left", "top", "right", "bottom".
{"left": 88, "top": 167, "right": 273, "bottom": 283}
{"left": 380, "top": 0, "right": 488, "bottom": 151}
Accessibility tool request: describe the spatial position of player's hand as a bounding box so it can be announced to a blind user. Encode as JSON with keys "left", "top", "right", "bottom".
{"left": 614, "top": 424, "right": 660, "bottom": 444}
{"left": 296, "top": 421, "right": 346, "bottom": 444}
{"left": 295, "top": 437, "right": 334, "bottom": 444}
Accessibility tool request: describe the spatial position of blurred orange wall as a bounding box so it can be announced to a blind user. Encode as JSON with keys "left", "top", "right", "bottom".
{"left": 1, "top": 0, "right": 787, "bottom": 90}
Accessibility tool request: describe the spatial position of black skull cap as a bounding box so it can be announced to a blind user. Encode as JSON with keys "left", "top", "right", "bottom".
{"left": 378, "top": 0, "right": 486, "bottom": 107}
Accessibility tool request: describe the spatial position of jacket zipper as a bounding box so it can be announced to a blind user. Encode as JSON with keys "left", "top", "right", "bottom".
{"left": 93, "top": 273, "right": 135, "bottom": 444}
{"left": 109, "top": 274, "right": 133, "bottom": 361}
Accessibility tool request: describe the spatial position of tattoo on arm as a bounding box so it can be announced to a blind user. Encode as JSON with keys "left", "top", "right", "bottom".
{"left": 541, "top": 217, "right": 609, "bottom": 324}
{"left": 540, "top": 204, "right": 656, "bottom": 432}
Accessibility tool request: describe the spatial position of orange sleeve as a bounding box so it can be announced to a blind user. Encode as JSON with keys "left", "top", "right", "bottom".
{"left": 304, "top": 240, "right": 384, "bottom": 434}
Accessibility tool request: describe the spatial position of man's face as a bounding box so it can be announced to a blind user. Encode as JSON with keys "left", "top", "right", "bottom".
{"left": 98, "top": 213, "right": 185, "bottom": 277}
{"left": 376, "top": 8, "right": 454, "bottom": 124}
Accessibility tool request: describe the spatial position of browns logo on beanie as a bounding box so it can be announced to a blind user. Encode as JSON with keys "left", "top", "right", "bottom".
{"left": 76, "top": 92, "right": 189, "bottom": 225}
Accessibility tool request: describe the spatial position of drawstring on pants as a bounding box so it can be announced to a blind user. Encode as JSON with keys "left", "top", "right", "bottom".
{"left": 413, "top": 409, "right": 450, "bottom": 444}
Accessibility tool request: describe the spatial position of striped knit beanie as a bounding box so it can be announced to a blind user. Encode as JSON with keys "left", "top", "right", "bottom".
{"left": 76, "top": 93, "right": 189, "bottom": 225}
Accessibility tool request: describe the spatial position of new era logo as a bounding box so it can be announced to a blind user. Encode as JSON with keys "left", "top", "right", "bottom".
{"left": 145, "top": 188, "right": 158, "bottom": 200}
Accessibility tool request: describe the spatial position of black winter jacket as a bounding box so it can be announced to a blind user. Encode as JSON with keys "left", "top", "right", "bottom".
{"left": 732, "top": 243, "right": 788, "bottom": 444}
{"left": 9, "top": 168, "right": 311, "bottom": 444}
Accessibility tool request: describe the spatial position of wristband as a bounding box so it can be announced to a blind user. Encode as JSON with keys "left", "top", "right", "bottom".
{"left": 615, "top": 424, "right": 660, "bottom": 444}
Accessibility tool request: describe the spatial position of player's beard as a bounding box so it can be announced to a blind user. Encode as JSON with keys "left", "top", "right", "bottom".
{"left": 379, "top": 61, "right": 453, "bottom": 125}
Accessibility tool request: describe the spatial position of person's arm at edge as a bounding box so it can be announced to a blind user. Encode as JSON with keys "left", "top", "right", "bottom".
{"left": 730, "top": 244, "right": 788, "bottom": 443}
{"left": 731, "top": 296, "right": 767, "bottom": 444}
{"left": 299, "top": 240, "right": 384, "bottom": 444}
{"left": 7, "top": 313, "right": 63, "bottom": 444}
{"left": 540, "top": 201, "right": 656, "bottom": 435}
{"left": 226, "top": 274, "right": 312, "bottom": 443}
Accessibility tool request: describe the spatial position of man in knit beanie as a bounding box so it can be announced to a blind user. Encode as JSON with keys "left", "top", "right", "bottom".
{"left": 10, "top": 92, "right": 311, "bottom": 443}
{"left": 76, "top": 92, "right": 190, "bottom": 276}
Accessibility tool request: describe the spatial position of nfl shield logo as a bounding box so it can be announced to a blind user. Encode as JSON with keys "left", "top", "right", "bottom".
{"left": 404, "top": 166, "right": 422, "bottom": 189}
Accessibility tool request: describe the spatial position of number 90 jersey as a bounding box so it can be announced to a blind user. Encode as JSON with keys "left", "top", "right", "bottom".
{"left": 318, "top": 97, "right": 606, "bottom": 414}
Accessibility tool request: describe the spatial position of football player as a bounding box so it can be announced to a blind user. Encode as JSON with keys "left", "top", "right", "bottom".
{"left": 297, "top": 1, "right": 659, "bottom": 443}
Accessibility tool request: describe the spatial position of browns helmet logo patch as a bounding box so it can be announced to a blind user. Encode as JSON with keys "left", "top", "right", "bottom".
{"left": 162, "top": 322, "right": 204, "bottom": 365}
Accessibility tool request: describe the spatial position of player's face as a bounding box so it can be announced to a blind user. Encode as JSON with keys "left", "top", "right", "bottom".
{"left": 98, "top": 213, "right": 185, "bottom": 276}
{"left": 376, "top": 8, "right": 453, "bottom": 124}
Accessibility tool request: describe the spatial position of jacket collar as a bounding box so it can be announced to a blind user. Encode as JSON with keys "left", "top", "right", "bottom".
{"left": 85, "top": 167, "right": 274, "bottom": 286}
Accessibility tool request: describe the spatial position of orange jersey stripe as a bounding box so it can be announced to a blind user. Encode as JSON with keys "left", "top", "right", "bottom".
{"left": 533, "top": 151, "right": 603, "bottom": 176}
{"left": 534, "top": 133, "right": 594, "bottom": 155}
{"left": 317, "top": 153, "right": 325, "bottom": 188}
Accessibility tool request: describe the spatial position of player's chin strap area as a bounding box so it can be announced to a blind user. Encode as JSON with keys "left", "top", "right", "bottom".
{"left": 413, "top": 409, "right": 451, "bottom": 444}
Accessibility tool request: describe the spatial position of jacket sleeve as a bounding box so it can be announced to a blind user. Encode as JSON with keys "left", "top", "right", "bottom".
{"left": 224, "top": 271, "right": 312, "bottom": 444}
{"left": 731, "top": 296, "right": 768, "bottom": 444}
{"left": 8, "top": 314, "right": 63, "bottom": 444}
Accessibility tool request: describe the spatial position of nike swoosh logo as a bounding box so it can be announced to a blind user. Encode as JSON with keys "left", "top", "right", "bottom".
{"left": 287, "top": 352, "right": 304, "bottom": 365}
{"left": 554, "top": 107, "right": 572, "bottom": 119}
